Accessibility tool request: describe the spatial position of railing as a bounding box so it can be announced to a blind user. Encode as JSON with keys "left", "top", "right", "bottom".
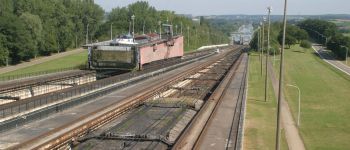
{"left": 0, "top": 65, "right": 86, "bottom": 82}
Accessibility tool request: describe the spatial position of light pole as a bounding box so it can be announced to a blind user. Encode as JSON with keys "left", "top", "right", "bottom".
{"left": 264, "top": 15, "right": 268, "bottom": 102}
{"left": 158, "top": 21, "right": 162, "bottom": 39}
{"left": 261, "top": 20, "right": 265, "bottom": 77}
{"left": 110, "top": 23, "right": 113, "bottom": 40}
{"left": 180, "top": 22, "right": 183, "bottom": 35}
{"left": 86, "top": 23, "right": 89, "bottom": 44}
{"left": 175, "top": 25, "right": 178, "bottom": 35}
{"left": 131, "top": 15, "right": 135, "bottom": 41}
{"left": 258, "top": 26, "right": 261, "bottom": 61}
{"left": 287, "top": 84, "right": 301, "bottom": 127}
{"left": 346, "top": 47, "right": 348, "bottom": 65}
{"left": 276, "top": 0, "right": 288, "bottom": 149}
{"left": 187, "top": 26, "right": 190, "bottom": 47}
{"left": 265, "top": 6, "right": 271, "bottom": 102}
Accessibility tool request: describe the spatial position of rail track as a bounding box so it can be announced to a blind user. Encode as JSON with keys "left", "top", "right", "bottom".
{"left": 9, "top": 46, "right": 244, "bottom": 150}
{"left": 172, "top": 52, "right": 248, "bottom": 150}
{"left": 0, "top": 47, "right": 223, "bottom": 131}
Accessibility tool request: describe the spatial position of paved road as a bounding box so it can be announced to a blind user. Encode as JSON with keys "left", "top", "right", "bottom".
{"left": 0, "top": 48, "right": 85, "bottom": 74}
{"left": 312, "top": 45, "right": 350, "bottom": 76}
{"left": 267, "top": 61, "right": 305, "bottom": 150}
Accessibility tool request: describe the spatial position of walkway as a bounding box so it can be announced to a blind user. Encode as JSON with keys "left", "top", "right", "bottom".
{"left": 312, "top": 45, "right": 350, "bottom": 76}
{"left": 0, "top": 48, "right": 85, "bottom": 74}
{"left": 267, "top": 61, "right": 306, "bottom": 150}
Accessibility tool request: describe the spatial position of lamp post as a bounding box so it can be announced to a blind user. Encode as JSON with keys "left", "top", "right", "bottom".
{"left": 261, "top": 20, "right": 265, "bottom": 77}
{"left": 287, "top": 84, "right": 301, "bottom": 127}
{"left": 175, "top": 25, "right": 178, "bottom": 35}
{"left": 187, "top": 26, "right": 190, "bottom": 47}
{"left": 346, "top": 47, "right": 348, "bottom": 65}
{"left": 110, "top": 23, "right": 113, "bottom": 40}
{"left": 86, "top": 23, "right": 89, "bottom": 44}
{"left": 264, "top": 15, "right": 268, "bottom": 102}
{"left": 181, "top": 22, "right": 183, "bottom": 35}
{"left": 131, "top": 15, "right": 135, "bottom": 41}
{"left": 158, "top": 21, "right": 162, "bottom": 39}
{"left": 276, "top": 0, "right": 288, "bottom": 149}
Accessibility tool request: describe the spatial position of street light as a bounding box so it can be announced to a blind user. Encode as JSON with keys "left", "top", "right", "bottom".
{"left": 287, "top": 84, "right": 301, "bottom": 127}
{"left": 264, "top": 14, "right": 269, "bottom": 102}
{"left": 276, "top": 0, "right": 288, "bottom": 150}
{"left": 158, "top": 21, "right": 162, "bottom": 39}
{"left": 110, "top": 23, "right": 114, "bottom": 40}
{"left": 346, "top": 47, "right": 349, "bottom": 65}
{"left": 261, "top": 20, "right": 265, "bottom": 77}
{"left": 175, "top": 25, "right": 178, "bottom": 35}
{"left": 131, "top": 15, "right": 135, "bottom": 41}
{"left": 187, "top": 26, "right": 190, "bottom": 47}
{"left": 86, "top": 23, "right": 89, "bottom": 44}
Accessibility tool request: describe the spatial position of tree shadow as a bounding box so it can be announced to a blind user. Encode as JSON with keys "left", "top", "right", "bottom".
{"left": 292, "top": 50, "right": 306, "bottom": 53}
{"left": 248, "top": 98, "right": 267, "bottom": 103}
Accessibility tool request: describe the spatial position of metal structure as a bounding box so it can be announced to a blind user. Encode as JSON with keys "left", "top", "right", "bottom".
{"left": 231, "top": 24, "right": 254, "bottom": 45}
{"left": 10, "top": 46, "right": 244, "bottom": 150}
{"left": 86, "top": 25, "right": 184, "bottom": 71}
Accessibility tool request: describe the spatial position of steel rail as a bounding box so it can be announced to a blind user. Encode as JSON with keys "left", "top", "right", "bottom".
{"left": 172, "top": 52, "right": 245, "bottom": 150}
{"left": 11, "top": 46, "right": 243, "bottom": 150}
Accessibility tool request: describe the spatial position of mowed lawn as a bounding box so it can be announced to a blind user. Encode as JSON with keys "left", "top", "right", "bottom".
{"left": 0, "top": 52, "right": 88, "bottom": 77}
{"left": 275, "top": 45, "right": 350, "bottom": 149}
{"left": 244, "top": 53, "right": 288, "bottom": 150}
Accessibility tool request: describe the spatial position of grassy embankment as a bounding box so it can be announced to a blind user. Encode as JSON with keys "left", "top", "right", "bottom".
{"left": 0, "top": 52, "right": 87, "bottom": 79}
{"left": 244, "top": 52, "right": 288, "bottom": 150}
{"left": 273, "top": 45, "right": 350, "bottom": 149}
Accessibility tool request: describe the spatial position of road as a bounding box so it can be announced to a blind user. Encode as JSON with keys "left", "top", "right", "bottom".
{"left": 312, "top": 45, "right": 350, "bottom": 76}
{"left": 0, "top": 48, "right": 85, "bottom": 74}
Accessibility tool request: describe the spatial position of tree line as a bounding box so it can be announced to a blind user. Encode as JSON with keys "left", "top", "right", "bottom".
{"left": 0, "top": 0, "right": 104, "bottom": 66}
{"left": 0, "top": 1, "right": 229, "bottom": 66}
{"left": 298, "top": 19, "right": 350, "bottom": 59}
{"left": 250, "top": 22, "right": 309, "bottom": 54}
{"left": 95, "top": 1, "right": 229, "bottom": 51}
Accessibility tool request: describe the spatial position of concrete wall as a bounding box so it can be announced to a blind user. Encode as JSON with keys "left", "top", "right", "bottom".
{"left": 0, "top": 74, "right": 96, "bottom": 105}
{"left": 139, "top": 36, "right": 184, "bottom": 66}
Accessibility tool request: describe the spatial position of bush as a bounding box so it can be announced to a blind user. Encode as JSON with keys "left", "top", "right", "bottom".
{"left": 300, "top": 40, "right": 311, "bottom": 48}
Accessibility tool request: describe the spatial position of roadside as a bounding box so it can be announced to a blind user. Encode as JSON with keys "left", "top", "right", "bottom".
{"left": 273, "top": 45, "right": 350, "bottom": 149}
{"left": 267, "top": 60, "right": 305, "bottom": 150}
{"left": 0, "top": 48, "right": 85, "bottom": 75}
{"left": 312, "top": 44, "right": 350, "bottom": 75}
{"left": 243, "top": 53, "right": 288, "bottom": 150}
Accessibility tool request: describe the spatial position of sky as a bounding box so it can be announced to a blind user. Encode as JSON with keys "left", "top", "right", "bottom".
{"left": 94, "top": 0, "right": 350, "bottom": 16}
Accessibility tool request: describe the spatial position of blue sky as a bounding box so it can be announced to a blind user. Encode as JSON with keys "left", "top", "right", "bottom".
{"left": 94, "top": 0, "right": 350, "bottom": 15}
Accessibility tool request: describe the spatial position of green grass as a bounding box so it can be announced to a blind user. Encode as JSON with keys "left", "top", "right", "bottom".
{"left": 0, "top": 52, "right": 87, "bottom": 77}
{"left": 343, "top": 33, "right": 350, "bottom": 37}
{"left": 273, "top": 45, "right": 350, "bottom": 150}
{"left": 244, "top": 53, "right": 288, "bottom": 150}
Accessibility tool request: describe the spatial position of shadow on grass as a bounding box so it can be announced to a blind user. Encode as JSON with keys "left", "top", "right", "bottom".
{"left": 292, "top": 50, "right": 306, "bottom": 53}
{"left": 248, "top": 98, "right": 267, "bottom": 103}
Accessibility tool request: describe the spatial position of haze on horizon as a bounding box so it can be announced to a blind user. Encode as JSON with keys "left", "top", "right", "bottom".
{"left": 95, "top": 0, "right": 350, "bottom": 16}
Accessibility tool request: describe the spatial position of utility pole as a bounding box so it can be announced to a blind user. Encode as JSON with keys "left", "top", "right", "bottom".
{"left": 131, "top": 15, "right": 135, "bottom": 42}
{"left": 346, "top": 47, "right": 349, "bottom": 65}
{"left": 142, "top": 20, "right": 145, "bottom": 35}
{"left": 175, "top": 25, "right": 178, "bottom": 35}
{"left": 159, "top": 21, "right": 162, "bottom": 39}
{"left": 258, "top": 27, "right": 261, "bottom": 61}
{"left": 276, "top": 0, "right": 288, "bottom": 149}
{"left": 261, "top": 19, "right": 265, "bottom": 77}
{"left": 86, "top": 23, "right": 89, "bottom": 45}
{"left": 187, "top": 26, "right": 190, "bottom": 48}
{"left": 110, "top": 23, "right": 113, "bottom": 40}
{"left": 180, "top": 22, "right": 183, "bottom": 35}
{"left": 265, "top": 7, "right": 272, "bottom": 102}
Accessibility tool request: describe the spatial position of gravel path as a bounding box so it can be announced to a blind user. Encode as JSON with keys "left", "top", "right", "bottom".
{"left": 267, "top": 61, "right": 306, "bottom": 150}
